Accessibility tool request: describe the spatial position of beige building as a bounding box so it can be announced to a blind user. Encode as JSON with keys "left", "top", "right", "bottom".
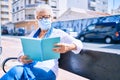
{"left": 56, "top": 7, "right": 110, "bottom": 21}
{"left": 12, "top": 0, "right": 62, "bottom": 33}
{"left": 0, "top": 0, "right": 12, "bottom": 25}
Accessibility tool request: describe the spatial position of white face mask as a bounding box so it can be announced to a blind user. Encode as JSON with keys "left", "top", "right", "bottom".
{"left": 38, "top": 18, "right": 51, "bottom": 30}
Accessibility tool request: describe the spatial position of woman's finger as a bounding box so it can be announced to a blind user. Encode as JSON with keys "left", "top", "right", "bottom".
{"left": 53, "top": 47, "right": 60, "bottom": 52}
{"left": 19, "top": 55, "right": 33, "bottom": 64}
{"left": 54, "top": 43, "right": 63, "bottom": 47}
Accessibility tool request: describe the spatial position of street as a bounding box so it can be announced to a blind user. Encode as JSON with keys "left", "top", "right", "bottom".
{"left": 0, "top": 36, "right": 22, "bottom": 77}
{"left": 83, "top": 42, "right": 120, "bottom": 54}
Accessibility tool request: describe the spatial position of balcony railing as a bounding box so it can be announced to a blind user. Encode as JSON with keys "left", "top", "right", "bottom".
{"left": 1, "top": 8, "right": 9, "bottom": 12}
{"left": 89, "top": 1, "right": 96, "bottom": 7}
{"left": 25, "top": 4, "right": 37, "bottom": 8}
{"left": 0, "top": 1, "right": 8, "bottom": 5}
{"left": 1, "top": 14, "right": 9, "bottom": 18}
{"left": 25, "top": 2, "right": 47, "bottom": 8}
{"left": 25, "top": 15, "right": 35, "bottom": 20}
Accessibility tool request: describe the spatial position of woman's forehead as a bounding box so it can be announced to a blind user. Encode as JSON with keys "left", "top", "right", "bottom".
{"left": 37, "top": 10, "right": 50, "bottom": 15}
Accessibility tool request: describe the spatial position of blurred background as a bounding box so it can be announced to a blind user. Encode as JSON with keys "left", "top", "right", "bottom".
{"left": 0, "top": 0, "right": 120, "bottom": 36}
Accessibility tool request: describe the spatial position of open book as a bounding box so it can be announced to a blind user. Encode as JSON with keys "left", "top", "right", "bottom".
{"left": 20, "top": 37, "right": 60, "bottom": 61}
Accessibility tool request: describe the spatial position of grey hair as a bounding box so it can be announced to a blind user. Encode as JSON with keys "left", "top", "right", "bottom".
{"left": 35, "top": 4, "right": 53, "bottom": 19}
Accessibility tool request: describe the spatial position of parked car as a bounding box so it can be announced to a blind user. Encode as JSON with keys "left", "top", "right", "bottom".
{"left": 77, "top": 22, "right": 120, "bottom": 44}
{"left": 14, "top": 27, "right": 25, "bottom": 36}
{"left": 61, "top": 28, "right": 78, "bottom": 37}
{"left": 1, "top": 26, "right": 8, "bottom": 35}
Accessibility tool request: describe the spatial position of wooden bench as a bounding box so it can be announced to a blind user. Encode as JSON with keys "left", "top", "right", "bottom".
{"left": 2, "top": 49, "right": 120, "bottom": 80}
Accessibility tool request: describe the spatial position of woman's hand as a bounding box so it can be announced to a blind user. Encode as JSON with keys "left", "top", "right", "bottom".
{"left": 19, "top": 55, "right": 33, "bottom": 64}
{"left": 53, "top": 43, "right": 76, "bottom": 53}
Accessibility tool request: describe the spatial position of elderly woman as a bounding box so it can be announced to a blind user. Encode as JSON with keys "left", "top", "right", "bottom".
{"left": 0, "top": 4, "right": 83, "bottom": 80}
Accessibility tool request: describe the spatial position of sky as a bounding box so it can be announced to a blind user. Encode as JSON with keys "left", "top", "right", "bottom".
{"left": 108, "top": 0, "right": 120, "bottom": 13}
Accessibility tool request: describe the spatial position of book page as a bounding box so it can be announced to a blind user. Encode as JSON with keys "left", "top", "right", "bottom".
{"left": 41, "top": 37, "right": 60, "bottom": 61}
{"left": 21, "top": 37, "right": 43, "bottom": 61}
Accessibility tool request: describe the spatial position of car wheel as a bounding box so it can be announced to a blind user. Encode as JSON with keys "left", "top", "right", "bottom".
{"left": 80, "top": 36, "right": 85, "bottom": 41}
{"left": 105, "top": 37, "right": 112, "bottom": 44}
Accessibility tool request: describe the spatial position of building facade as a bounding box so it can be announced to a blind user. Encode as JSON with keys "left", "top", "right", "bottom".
{"left": 12, "top": 0, "right": 108, "bottom": 34}
{"left": 112, "top": 6, "right": 120, "bottom": 15}
{"left": 0, "top": 0, "right": 12, "bottom": 25}
{"left": 66, "top": 0, "right": 108, "bottom": 13}
{"left": 88, "top": 0, "right": 108, "bottom": 13}
{"left": 12, "top": 0, "right": 62, "bottom": 33}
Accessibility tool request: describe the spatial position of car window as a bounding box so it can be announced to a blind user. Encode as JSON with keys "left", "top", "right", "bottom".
{"left": 87, "top": 24, "right": 116, "bottom": 32}
{"left": 87, "top": 25, "right": 95, "bottom": 31}
{"left": 94, "top": 26, "right": 102, "bottom": 31}
{"left": 102, "top": 26, "right": 114, "bottom": 32}
{"left": 117, "top": 23, "right": 120, "bottom": 31}
{"left": 93, "top": 25, "right": 114, "bottom": 32}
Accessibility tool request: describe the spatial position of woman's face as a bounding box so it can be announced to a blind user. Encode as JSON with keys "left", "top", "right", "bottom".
{"left": 36, "top": 10, "right": 52, "bottom": 30}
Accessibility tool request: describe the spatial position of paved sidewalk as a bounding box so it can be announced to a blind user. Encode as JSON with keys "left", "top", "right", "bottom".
{"left": 0, "top": 36, "right": 89, "bottom": 80}
{"left": 0, "top": 36, "right": 22, "bottom": 77}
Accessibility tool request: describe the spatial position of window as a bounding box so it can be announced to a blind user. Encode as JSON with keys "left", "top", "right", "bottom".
{"left": 51, "top": 1, "right": 57, "bottom": 8}
{"left": 35, "top": 0, "right": 47, "bottom": 4}
{"left": 13, "top": 8, "right": 15, "bottom": 12}
{"left": 21, "top": 6, "right": 23, "bottom": 8}
{"left": 1, "top": 18, "right": 9, "bottom": 21}
{"left": 102, "top": 26, "right": 114, "bottom": 32}
{"left": 89, "top": 7, "right": 95, "bottom": 11}
{"left": 17, "top": 18, "right": 19, "bottom": 21}
{"left": 35, "top": 0, "right": 41, "bottom": 3}
{"left": 1, "top": 5, "right": 8, "bottom": 8}
{"left": 26, "top": 14, "right": 35, "bottom": 19}
{"left": 87, "top": 25, "right": 95, "bottom": 31}
{"left": 94, "top": 26, "right": 104, "bottom": 31}
{"left": 53, "top": 12, "right": 57, "bottom": 18}
{"left": 28, "top": 0, "right": 31, "bottom": 4}
{"left": 103, "top": 1, "right": 107, "bottom": 5}
{"left": 117, "top": 23, "right": 120, "bottom": 30}
{"left": 93, "top": 25, "right": 114, "bottom": 32}
{"left": 1, "top": 12, "right": 9, "bottom": 15}
{"left": 3, "top": 0, "right": 8, "bottom": 1}
{"left": 53, "top": 16, "right": 56, "bottom": 19}
{"left": 16, "top": 7, "right": 19, "bottom": 11}
{"left": 91, "top": 0, "right": 95, "bottom": 2}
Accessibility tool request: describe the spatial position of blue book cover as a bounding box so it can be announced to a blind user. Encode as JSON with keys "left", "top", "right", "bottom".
{"left": 21, "top": 37, "right": 60, "bottom": 61}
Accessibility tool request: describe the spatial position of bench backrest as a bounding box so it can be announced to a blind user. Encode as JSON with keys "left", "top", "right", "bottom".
{"left": 2, "top": 49, "right": 120, "bottom": 80}
{"left": 59, "top": 49, "right": 120, "bottom": 80}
